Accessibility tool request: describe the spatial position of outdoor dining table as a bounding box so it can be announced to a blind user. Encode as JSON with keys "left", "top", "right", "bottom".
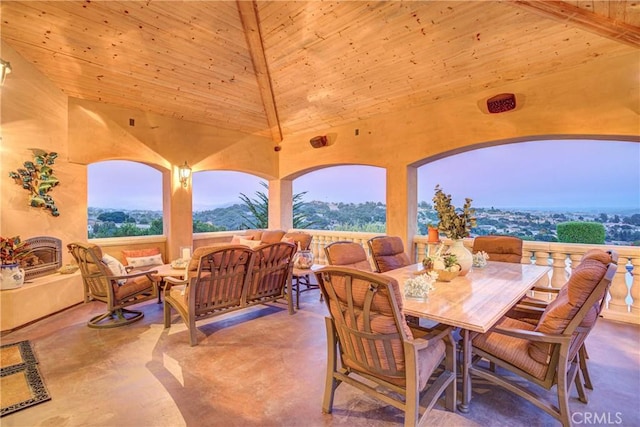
{"left": 384, "top": 260, "right": 551, "bottom": 412}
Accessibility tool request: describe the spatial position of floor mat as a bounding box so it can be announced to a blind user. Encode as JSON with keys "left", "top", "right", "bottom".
{"left": 0, "top": 340, "right": 51, "bottom": 417}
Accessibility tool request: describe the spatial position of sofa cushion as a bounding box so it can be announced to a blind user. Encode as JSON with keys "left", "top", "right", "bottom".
{"left": 260, "top": 229, "right": 286, "bottom": 243}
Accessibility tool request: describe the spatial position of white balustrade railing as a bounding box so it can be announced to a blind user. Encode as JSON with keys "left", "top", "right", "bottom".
{"left": 296, "top": 230, "right": 640, "bottom": 325}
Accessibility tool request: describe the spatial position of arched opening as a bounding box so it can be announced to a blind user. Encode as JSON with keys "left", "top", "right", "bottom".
{"left": 192, "top": 170, "right": 264, "bottom": 232}
{"left": 87, "top": 160, "right": 163, "bottom": 238}
{"left": 293, "top": 165, "right": 386, "bottom": 231}
{"left": 417, "top": 139, "right": 640, "bottom": 245}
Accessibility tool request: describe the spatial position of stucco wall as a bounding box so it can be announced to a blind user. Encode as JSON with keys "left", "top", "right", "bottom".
{"left": 1, "top": 42, "right": 85, "bottom": 265}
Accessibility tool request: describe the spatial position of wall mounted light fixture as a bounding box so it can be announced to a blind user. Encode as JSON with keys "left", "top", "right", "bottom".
{"left": 0, "top": 59, "right": 12, "bottom": 86}
{"left": 179, "top": 161, "right": 192, "bottom": 188}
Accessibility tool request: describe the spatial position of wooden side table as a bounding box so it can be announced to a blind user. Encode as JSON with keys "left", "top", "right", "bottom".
{"left": 152, "top": 264, "right": 187, "bottom": 303}
{"left": 291, "top": 264, "right": 323, "bottom": 309}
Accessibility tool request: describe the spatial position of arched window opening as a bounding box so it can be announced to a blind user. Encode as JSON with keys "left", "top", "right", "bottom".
{"left": 88, "top": 161, "right": 163, "bottom": 238}
{"left": 192, "top": 171, "right": 264, "bottom": 232}
{"left": 293, "top": 165, "right": 386, "bottom": 232}
{"left": 417, "top": 140, "right": 640, "bottom": 245}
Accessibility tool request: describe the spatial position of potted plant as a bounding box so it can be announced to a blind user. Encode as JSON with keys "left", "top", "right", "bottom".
{"left": 1, "top": 236, "right": 30, "bottom": 289}
{"left": 432, "top": 185, "right": 476, "bottom": 275}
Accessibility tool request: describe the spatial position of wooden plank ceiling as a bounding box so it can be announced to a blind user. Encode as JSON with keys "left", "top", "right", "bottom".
{"left": 1, "top": 1, "right": 638, "bottom": 142}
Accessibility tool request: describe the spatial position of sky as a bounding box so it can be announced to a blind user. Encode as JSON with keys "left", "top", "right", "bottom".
{"left": 88, "top": 140, "right": 640, "bottom": 213}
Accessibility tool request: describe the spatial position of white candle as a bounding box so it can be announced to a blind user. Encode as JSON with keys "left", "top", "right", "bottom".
{"left": 181, "top": 248, "right": 190, "bottom": 260}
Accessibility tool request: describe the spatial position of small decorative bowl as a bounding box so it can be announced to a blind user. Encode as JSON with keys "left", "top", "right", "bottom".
{"left": 433, "top": 269, "right": 460, "bottom": 282}
{"left": 58, "top": 264, "right": 79, "bottom": 274}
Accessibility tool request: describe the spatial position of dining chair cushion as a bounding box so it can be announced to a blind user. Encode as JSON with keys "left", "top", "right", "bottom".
{"left": 326, "top": 243, "right": 372, "bottom": 271}
{"left": 472, "top": 236, "right": 522, "bottom": 263}
{"left": 473, "top": 316, "right": 547, "bottom": 380}
{"left": 369, "top": 236, "right": 411, "bottom": 272}
{"left": 580, "top": 248, "right": 614, "bottom": 265}
{"left": 529, "top": 258, "right": 609, "bottom": 363}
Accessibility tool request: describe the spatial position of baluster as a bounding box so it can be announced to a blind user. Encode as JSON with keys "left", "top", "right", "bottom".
{"left": 550, "top": 252, "right": 568, "bottom": 289}
{"left": 605, "top": 261, "right": 631, "bottom": 317}
{"left": 628, "top": 256, "right": 640, "bottom": 316}
{"left": 533, "top": 250, "right": 550, "bottom": 288}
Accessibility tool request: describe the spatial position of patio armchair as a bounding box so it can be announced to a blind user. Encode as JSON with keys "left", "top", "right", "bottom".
{"left": 509, "top": 249, "right": 618, "bottom": 394}
{"left": 469, "top": 249, "right": 617, "bottom": 426}
{"left": 367, "top": 235, "right": 412, "bottom": 273}
{"left": 472, "top": 235, "right": 523, "bottom": 263}
{"left": 68, "top": 242, "right": 159, "bottom": 328}
{"left": 315, "top": 266, "right": 457, "bottom": 427}
{"left": 324, "top": 241, "right": 372, "bottom": 271}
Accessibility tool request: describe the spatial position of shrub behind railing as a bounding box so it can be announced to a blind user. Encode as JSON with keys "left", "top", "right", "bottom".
{"left": 556, "top": 221, "right": 605, "bottom": 244}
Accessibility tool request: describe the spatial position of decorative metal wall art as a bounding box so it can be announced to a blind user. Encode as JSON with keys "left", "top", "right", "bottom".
{"left": 9, "top": 150, "right": 60, "bottom": 216}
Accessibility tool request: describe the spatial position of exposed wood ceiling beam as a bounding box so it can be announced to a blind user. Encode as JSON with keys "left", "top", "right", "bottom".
{"left": 510, "top": 0, "right": 640, "bottom": 48}
{"left": 237, "top": 0, "right": 283, "bottom": 143}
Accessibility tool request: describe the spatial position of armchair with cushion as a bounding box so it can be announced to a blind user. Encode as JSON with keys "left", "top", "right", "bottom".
{"left": 324, "top": 241, "right": 372, "bottom": 271}
{"left": 469, "top": 249, "right": 617, "bottom": 426}
{"left": 315, "top": 266, "right": 457, "bottom": 426}
{"left": 367, "top": 235, "right": 412, "bottom": 273}
{"left": 508, "top": 249, "right": 618, "bottom": 393}
{"left": 68, "top": 242, "right": 159, "bottom": 328}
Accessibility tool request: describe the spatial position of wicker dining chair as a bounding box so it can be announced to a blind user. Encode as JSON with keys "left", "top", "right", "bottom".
{"left": 315, "top": 266, "right": 457, "bottom": 427}
{"left": 68, "top": 242, "right": 159, "bottom": 328}
{"left": 324, "top": 241, "right": 372, "bottom": 271}
{"left": 470, "top": 249, "right": 617, "bottom": 426}
{"left": 367, "top": 235, "right": 412, "bottom": 273}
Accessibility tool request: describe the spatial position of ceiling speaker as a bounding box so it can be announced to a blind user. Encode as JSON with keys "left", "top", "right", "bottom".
{"left": 487, "top": 93, "right": 516, "bottom": 113}
{"left": 310, "top": 135, "right": 328, "bottom": 148}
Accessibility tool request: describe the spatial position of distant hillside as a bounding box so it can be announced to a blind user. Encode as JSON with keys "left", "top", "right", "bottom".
{"left": 88, "top": 203, "right": 640, "bottom": 245}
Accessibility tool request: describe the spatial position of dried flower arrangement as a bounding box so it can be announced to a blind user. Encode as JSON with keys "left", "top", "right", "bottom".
{"left": 0, "top": 236, "right": 31, "bottom": 266}
{"left": 432, "top": 185, "right": 476, "bottom": 240}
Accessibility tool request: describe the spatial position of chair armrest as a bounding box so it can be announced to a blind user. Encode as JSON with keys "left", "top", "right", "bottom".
{"left": 410, "top": 324, "right": 454, "bottom": 350}
{"left": 490, "top": 325, "right": 571, "bottom": 344}
{"left": 163, "top": 276, "right": 188, "bottom": 291}
{"left": 125, "top": 265, "right": 135, "bottom": 273}
{"left": 530, "top": 286, "right": 559, "bottom": 294}
{"left": 111, "top": 269, "right": 159, "bottom": 281}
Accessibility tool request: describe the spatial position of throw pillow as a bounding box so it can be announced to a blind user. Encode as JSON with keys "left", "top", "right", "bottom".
{"left": 126, "top": 253, "right": 164, "bottom": 268}
{"left": 239, "top": 238, "right": 262, "bottom": 249}
{"left": 102, "top": 254, "right": 127, "bottom": 285}
{"left": 121, "top": 248, "right": 162, "bottom": 265}
{"left": 231, "top": 235, "right": 251, "bottom": 244}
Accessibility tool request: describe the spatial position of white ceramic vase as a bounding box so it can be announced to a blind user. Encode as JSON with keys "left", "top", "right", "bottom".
{"left": 1, "top": 264, "right": 25, "bottom": 290}
{"left": 448, "top": 239, "right": 473, "bottom": 276}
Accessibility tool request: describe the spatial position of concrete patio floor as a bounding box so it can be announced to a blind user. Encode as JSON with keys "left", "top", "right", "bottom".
{"left": 1, "top": 289, "right": 638, "bottom": 427}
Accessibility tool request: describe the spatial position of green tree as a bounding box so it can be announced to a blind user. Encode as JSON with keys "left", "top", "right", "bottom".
{"left": 193, "top": 220, "right": 225, "bottom": 233}
{"left": 148, "top": 218, "right": 164, "bottom": 235}
{"left": 239, "top": 182, "right": 314, "bottom": 229}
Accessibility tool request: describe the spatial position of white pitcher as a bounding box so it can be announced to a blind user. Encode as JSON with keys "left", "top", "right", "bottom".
{"left": 0, "top": 264, "right": 25, "bottom": 290}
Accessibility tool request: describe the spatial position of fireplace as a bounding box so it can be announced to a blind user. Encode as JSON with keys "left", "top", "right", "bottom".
{"left": 19, "top": 236, "right": 63, "bottom": 280}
